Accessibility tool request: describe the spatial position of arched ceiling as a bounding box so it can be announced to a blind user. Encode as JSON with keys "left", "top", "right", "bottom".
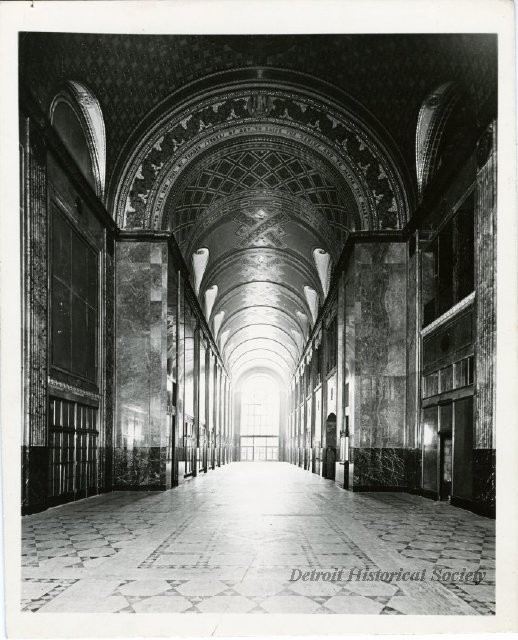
{"left": 19, "top": 32, "right": 497, "bottom": 385}
{"left": 156, "top": 98, "right": 368, "bottom": 381}
{"left": 104, "top": 68, "right": 416, "bottom": 384}
{"left": 168, "top": 139, "right": 359, "bottom": 254}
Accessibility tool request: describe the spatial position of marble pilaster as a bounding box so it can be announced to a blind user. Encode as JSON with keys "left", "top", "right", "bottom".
{"left": 347, "top": 242, "right": 408, "bottom": 490}
{"left": 474, "top": 122, "right": 497, "bottom": 451}
{"left": 21, "top": 119, "right": 49, "bottom": 512}
{"left": 114, "top": 240, "right": 169, "bottom": 488}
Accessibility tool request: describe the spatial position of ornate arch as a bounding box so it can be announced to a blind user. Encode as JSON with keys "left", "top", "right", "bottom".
{"left": 416, "top": 82, "right": 461, "bottom": 197}
{"left": 50, "top": 80, "right": 106, "bottom": 198}
{"left": 113, "top": 72, "right": 410, "bottom": 232}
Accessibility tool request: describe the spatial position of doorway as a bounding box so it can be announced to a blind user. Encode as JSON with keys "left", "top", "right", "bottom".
{"left": 421, "top": 397, "right": 473, "bottom": 501}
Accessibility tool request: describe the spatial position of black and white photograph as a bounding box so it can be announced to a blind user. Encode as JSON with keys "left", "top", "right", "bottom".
{"left": 1, "top": 1, "right": 517, "bottom": 637}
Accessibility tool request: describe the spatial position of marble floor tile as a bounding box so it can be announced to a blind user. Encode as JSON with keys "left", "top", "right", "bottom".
{"left": 260, "top": 595, "right": 320, "bottom": 613}
{"left": 289, "top": 580, "right": 342, "bottom": 597}
{"left": 196, "top": 595, "right": 255, "bottom": 613}
{"left": 176, "top": 580, "right": 228, "bottom": 597}
{"left": 21, "top": 462, "right": 495, "bottom": 615}
{"left": 345, "top": 581, "right": 399, "bottom": 597}
{"left": 119, "top": 580, "right": 172, "bottom": 596}
{"left": 131, "top": 595, "right": 192, "bottom": 613}
{"left": 234, "top": 578, "right": 285, "bottom": 596}
{"left": 324, "top": 595, "right": 385, "bottom": 614}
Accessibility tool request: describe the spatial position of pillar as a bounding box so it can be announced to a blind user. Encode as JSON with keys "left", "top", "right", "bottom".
{"left": 114, "top": 239, "right": 169, "bottom": 488}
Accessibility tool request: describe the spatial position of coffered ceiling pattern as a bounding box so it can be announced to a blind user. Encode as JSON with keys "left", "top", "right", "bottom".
{"left": 167, "top": 144, "right": 357, "bottom": 240}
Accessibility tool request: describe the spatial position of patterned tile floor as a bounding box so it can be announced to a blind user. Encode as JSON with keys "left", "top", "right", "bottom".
{"left": 22, "top": 463, "right": 495, "bottom": 615}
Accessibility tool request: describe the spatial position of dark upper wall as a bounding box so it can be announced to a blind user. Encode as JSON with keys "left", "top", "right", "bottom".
{"left": 19, "top": 33, "right": 497, "bottom": 202}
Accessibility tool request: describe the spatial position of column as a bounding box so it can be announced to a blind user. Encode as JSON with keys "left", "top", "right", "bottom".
{"left": 115, "top": 239, "right": 169, "bottom": 488}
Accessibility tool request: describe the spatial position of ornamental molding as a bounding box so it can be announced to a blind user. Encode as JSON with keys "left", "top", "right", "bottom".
{"left": 416, "top": 82, "right": 461, "bottom": 197}
{"left": 48, "top": 377, "right": 101, "bottom": 401}
{"left": 114, "top": 85, "right": 408, "bottom": 232}
{"left": 420, "top": 292, "right": 475, "bottom": 338}
{"left": 50, "top": 80, "right": 106, "bottom": 199}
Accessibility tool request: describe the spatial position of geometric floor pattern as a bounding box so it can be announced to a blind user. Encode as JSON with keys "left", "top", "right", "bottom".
{"left": 22, "top": 462, "right": 495, "bottom": 615}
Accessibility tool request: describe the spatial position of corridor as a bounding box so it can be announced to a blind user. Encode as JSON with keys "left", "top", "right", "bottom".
{"left": 22, "top": 462, "right": 495, "bottom": 615}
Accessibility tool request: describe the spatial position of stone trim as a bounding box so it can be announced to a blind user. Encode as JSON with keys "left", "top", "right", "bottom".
{"left": 420, "top": 292, "right": 475, "bottom": 337}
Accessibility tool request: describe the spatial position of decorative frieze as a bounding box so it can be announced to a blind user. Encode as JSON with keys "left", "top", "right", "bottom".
{"left": 48, "top": 377, "right": 101, "bottom": 402}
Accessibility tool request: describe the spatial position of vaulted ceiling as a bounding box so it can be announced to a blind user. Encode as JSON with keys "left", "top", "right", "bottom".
{"left": 19, "top": 33, "right": 497, "bottom": 384}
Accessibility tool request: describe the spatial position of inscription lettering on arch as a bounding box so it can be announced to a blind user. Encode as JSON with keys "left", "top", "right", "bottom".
{"left": 116, "top": 88, "right": 409, "bottom": 232}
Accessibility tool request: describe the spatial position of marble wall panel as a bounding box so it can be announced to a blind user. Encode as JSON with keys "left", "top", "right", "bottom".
{"left": 23, "top": 122, "right": 48, "bottom": 452}
{"left": 472, "top": 448, "right": 496, "bottom": 515}
{"left": 358, "top": 376, "right": 406, "bottom": 448}
{"left": 21, "top": 122, "right": 49, "bottom": 512}
{"left": 353, "top": 243, "right": 407, "bottom": 451}
{"left": 113, "top": 447, "right": 166, "bottom": 489}
{"left": 474, "top": 122, "right": 497, "bottom": 450}
{"left": 351, "top": 447, "right": 407, "bottom": 488}
{"left": 406, "top": 241, "right": 418, "bottom": 449}
{"left": 115, "top": 240, "right": 169, "bottom": 488}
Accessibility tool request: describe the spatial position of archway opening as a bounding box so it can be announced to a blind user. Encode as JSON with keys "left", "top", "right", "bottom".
{"left": 239, "top": 374, "right": 280, "bottom": 461}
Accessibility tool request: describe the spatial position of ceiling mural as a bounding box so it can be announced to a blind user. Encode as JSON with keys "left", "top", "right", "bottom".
{"left": 19, "top": 33, "right": 496, "bottom": 384}
{"left": 233, "top": 204, "right": 290, "bottom": 250}
{"left": 182, "top": 190, "right": 344, "bottom": 259}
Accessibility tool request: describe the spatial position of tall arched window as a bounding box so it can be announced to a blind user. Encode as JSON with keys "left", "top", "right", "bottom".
{"left": 50, "top": 80, "right": 106, "bottom": 198}
{"left": 240, "top": 375, "right": 280, "bottom": 461}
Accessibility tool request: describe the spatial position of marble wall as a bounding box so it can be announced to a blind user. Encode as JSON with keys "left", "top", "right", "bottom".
{"left": 347, "top": 242, "right": 408, "bottom": 489}
{"left": 21, "top": 112, "right": 115, "bottom": 513}
{"left": 115, "top": 241, "right": 169, "bottom": 488}
{"left": 21, "top": 120, "right": 49, "bottom": 513}
{"left": 474, "top": 122, "right": 497, "bottom": 451}
{"left": 472, "top": 449, "right": 496, "bottom": 517}
{"left": 406, "top": 235, "right": 419, "bottom": 450}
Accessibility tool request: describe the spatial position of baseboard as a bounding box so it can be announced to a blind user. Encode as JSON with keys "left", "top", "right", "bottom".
{"left": 349, "top": 485, "right": 408, "bottom": 493}
{"left": 417, "top": 488, "right": 439, "bottom": 501}
{"left": 22, "top": 488, "right": 108, "bottom": 515}
{"left": 22, "top": 501, "right": 48, "bottom": 516}
{"left": 451, "top": 495, "right": 495, "bottom": 519}
{"left": 112, "top": 484, "right": 167, "bottom": 491}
